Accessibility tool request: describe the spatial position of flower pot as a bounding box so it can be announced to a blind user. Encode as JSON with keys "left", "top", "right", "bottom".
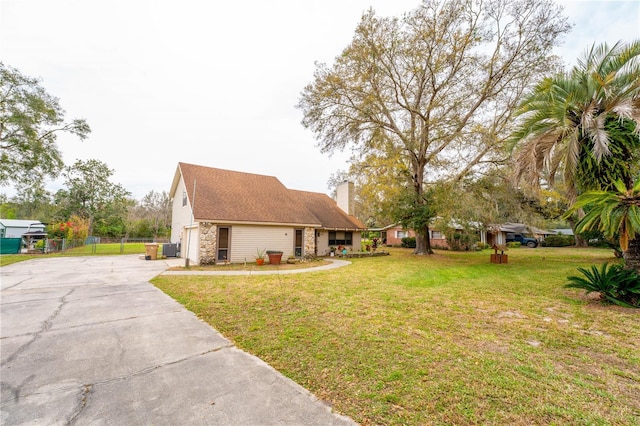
{"left": 256, "top": 258, "right": 264, "bottom": 266}
{"left": 267, "top": 251, "right": 283, "bottom": 265}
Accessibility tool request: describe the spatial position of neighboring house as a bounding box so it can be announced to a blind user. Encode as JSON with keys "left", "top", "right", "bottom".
{"left": 530, "top": 226, "right": 555, "bottom": 240}
{"left": 170, "top": 163, "right": 366, "bottom": 265}
{"left": 371, "top": 223, "right": 417, "bottom": 247}
{"left": 429, "top": 229, "right": 449, "bottom": 249}
{"left": 0, "top": 219, "right": 46, "bottom": 238}
{"left": 377, "top": 223, "right": 484, "bottom": 249}
{"left": 0, "top": 219, "right": 47, "bottom": 251}
{"left": 487, "top": 222, "right": 551, "bottom": 246}
{"left": 551, "top": 228, "right": 574, "bottom": 236}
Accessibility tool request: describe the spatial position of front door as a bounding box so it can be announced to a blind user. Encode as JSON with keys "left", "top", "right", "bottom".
{"left": 294, "top": 229, "right": 303, "bottom": 257}
{"left": 217, "top": 227, "right": 230, "bottom": 262}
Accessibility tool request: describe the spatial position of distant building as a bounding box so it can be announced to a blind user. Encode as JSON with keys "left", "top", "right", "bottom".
{"left": 551, "top": 228, "right": 574, "bottom": 236}
{"left": 0, "top": 219, "right": 47, "bottom": 253}
{"left": 0, "top": 219, "right": 46, "bottom": 238}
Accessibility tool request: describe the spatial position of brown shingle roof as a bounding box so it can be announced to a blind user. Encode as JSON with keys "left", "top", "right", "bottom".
{"left": 173, "top": 163, "right": 366, "bottom": 229}
{"left": 177, "top": 163, "right": 321, "bottom": 225}
{"left": 289, "top": 190, "right": 366, "bottom": 230}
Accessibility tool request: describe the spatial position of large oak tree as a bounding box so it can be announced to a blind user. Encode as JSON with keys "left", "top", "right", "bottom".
{"left": 0, "top": 63, "right": 90, "bottom": 186}
{"left": 298, "top": 0, "right": 570, "bottom": 254}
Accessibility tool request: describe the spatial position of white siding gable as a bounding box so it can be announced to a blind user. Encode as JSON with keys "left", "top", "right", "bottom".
{"left": 171, "top": 175, "right": 193, "bottom": 244}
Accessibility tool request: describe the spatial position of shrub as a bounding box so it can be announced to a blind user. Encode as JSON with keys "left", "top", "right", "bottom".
{"left": 401, "top": 237, "right": 416, "bottom": 248}
{"left": 542, "top": 235, "right": 574, "bottom": 247}
{"left": 506, "top": 241, "right": 521, "bottom": 248}
{"left": 47, "top": 215, "right": 90, "bottom": 240}
{"left": 444, "top": 230, "right": 479, "bottom": 251}
{"left": 566, "top": 263, "right": 640, "bottom": 308}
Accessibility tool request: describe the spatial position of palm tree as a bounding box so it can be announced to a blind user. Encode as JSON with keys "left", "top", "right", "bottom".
{"left": 510, "top": 40, "right": 640, "bottom": 200}
{"left": 569, "top": 180, "right": 640, "bottom": 273}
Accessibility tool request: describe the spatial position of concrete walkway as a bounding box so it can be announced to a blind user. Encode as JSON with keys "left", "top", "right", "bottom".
{"left": 0, "top": 255, "right": 355, "bottom": 425}
{"left": 161, "top": 257, "right": 351, "bottom": 275}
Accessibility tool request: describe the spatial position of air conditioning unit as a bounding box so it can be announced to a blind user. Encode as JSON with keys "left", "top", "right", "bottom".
{"left": 162, "top": 243, "right": 178, "bottom": 257}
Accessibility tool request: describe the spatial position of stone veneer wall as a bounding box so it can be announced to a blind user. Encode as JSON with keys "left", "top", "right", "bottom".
{"left": 304, "top": 227, "right": 316, "bottom": 258}
{"left": 199, "top": 222, "right": 217, "bottom": 265}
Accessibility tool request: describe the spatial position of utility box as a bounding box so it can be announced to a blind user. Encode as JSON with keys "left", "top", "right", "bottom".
{"left": 163, "top": 243, "right": 178, "bottom": 257}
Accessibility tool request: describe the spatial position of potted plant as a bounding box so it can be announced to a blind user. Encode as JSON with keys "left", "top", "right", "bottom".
{"left": 287, "top": 255, "right": 297, "bottom": 264}
{"left": 266, "top": 250, "right": 283, "bottom": 265}
{"left": 256, "top": 248, "right": 266, "bottom": 266}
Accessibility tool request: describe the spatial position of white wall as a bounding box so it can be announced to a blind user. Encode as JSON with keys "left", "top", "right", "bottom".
{"left": 182, "top": 224, "right": 199, "bottom": 265}
{"left": 353, "top": 232, "right": 362, "bottom": 251}
{"left": 316, "top": 230, "right": 330, "bottom": 255}
{"left": 336, "top": 181, "right": 354, "bottom": 215}
{"left": 229, "top": 225, "right": 295, "bottom": 263}
{"left": 171, "top": 176, "right": 193, "bottom": 244}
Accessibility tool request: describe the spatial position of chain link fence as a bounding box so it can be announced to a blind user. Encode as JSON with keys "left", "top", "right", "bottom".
{"left": 45, "top": 237, "right": 170, "bottom": 255}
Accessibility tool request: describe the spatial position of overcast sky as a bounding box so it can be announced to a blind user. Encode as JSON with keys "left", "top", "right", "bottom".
{"left": 1, "top": 0, "right": 639, "bottom": 199}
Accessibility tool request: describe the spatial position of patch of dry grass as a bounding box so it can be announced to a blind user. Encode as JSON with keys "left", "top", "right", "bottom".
{"left": 152, "top": 247, "right": 640, "bottom": 425}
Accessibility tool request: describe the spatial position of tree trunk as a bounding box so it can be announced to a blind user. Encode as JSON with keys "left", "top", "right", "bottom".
{"left": 414, "top": 224, "right": 434, "bottom": 255}
{"left": 567, "top": 216, "right": 588, "bottom": 247}
{"left": 623, "top": 235, "right": 640, "bottom": 273}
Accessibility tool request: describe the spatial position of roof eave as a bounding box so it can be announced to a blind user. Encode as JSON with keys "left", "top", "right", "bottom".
{"left": 193, "top": 219, "right": 322, "bottom": 228}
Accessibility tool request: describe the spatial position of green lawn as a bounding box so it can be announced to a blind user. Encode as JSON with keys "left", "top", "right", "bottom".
{"left": 0, "top": 243, "right": 148, "bottom": 267}
{"left": 61, "top": 242, "right": 147, "bottom": 256}
{"left": 152, "top": 247, "right": 640, "bottom": 425}
{"left": 0, "top": 253, "right": 49, "bottom": 267}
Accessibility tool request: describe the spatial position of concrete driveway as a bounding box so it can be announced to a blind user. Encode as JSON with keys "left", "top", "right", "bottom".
{"left": 0, "top": 255, "right": 355, "bottom": 425}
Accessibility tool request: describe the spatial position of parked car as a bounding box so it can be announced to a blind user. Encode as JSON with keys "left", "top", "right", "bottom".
{"left": 506, "top": 233, "right": 538, "bottom": 248}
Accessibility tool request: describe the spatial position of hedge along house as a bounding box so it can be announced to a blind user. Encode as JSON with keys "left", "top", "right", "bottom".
{"left": 170, "top": 163, "right": 366, "bottom": 265}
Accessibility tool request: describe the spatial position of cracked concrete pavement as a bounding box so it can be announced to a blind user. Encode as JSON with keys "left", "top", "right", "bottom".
{"left": 0, "top": 255, "right": 355, "bottom": 425}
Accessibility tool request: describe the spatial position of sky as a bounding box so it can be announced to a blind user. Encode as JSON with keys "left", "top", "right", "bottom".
{"left": 1, "top": 0, "right": 639, "bottom": 200}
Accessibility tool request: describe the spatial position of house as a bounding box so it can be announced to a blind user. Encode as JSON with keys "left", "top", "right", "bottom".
{"left": 551, "top": 228, "right": 574, "bottom": 236}
{"left": 370, "top": 224, "right": 417, "bottom": 247}
{"left": 487, "top": 222, "right": 551, "bottom": 246}
{"left": 376, "top": 222, "right": 485, "bottom": 249}
{"left": 0, "top": 219, "right": 47, "bottom": 253}
{"left": 530, "top": 226, "right": 555, "bottom": 241}
{"left": 0, "top": 219, "right": 46, "bottom": 238}
{"left": 170, "top": 163, "right": 366, "bottom": 265}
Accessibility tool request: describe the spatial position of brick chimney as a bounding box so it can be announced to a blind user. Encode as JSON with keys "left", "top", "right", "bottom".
{"left": 336, "top": 181, "right": 354, "bottom": 215}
